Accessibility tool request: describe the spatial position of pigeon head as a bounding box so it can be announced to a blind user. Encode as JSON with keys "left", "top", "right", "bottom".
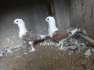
{"left": 45, "top": 16, "right": 55, "bottom": 24}
{"left": 14, "top": 18, "right": 24, "bottom": 25}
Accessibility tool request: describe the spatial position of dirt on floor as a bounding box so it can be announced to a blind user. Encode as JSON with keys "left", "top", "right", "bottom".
{"left": 0, "top": 45, "right": 94, "bottom": 70}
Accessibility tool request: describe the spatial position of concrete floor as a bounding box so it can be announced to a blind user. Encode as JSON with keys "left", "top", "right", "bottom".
{"left": 0, "top": 45, "right": 94, "bottom": 70}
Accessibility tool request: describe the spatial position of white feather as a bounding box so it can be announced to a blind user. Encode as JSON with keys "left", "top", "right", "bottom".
{"left": 14, "top": 18, "right": 27, "bottom": 38}
{"left": 70, "top": 28, "right": 80, "bottom": 35}
{"left": 84, "top": 49, "right": 92, "bottom": 57}
{"left": 45, "top": 16, "right": 58, "bottom": 37}
{"left": 14, "top": 18, "right": 36, "bottom": 52}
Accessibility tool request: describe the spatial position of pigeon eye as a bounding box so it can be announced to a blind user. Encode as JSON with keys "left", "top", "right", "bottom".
{"left": 16, "top": 20, "right": 18, "bottom": 22}
{"left": 47, "top": 18, "right": 49, "bottom": 21}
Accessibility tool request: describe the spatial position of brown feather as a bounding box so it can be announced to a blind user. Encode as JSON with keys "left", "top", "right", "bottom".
{"left": 52, "top": 31, "right": 69, "bottom": 41}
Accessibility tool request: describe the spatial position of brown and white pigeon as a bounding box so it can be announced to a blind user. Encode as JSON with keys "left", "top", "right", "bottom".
{"left": 45, "top": 16, "right": 79, "bottom": 41}
{"left": 14, "top": 18, "right": 47, "bottom": 52}
{"left": 45, "top": 16, "right": 68, "bottom": 41}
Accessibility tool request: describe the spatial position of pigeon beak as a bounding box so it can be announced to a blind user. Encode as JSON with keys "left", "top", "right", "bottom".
{"left": 45, "top": 17, "right": 49, "bottom": 22}
{"left": 45, "top": 18, "right": 47, "bottom": 22}
{"left": 13, "top": 21, "right": 17, "bottom": 24}
{"left": 13, "top": 20, "right": 16, "bottom": 24}
{"left": 13, "top": 20, "right": 18, "bottom": 24}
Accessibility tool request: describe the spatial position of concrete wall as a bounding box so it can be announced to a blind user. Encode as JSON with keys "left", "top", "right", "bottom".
{"left": 70, "top": 0, "right": 94, "bottom": 39}
{"left": 53, "top": 0, "right": 71, "bottom": 31}
{"left": 53, "top": 0, "right": 94, "bottom": 38}
{"left": 0, "top": 0, "right": 49, "bottom": 48}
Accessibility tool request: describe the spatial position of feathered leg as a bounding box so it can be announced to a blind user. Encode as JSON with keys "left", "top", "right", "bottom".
{"left": 28, "top": 41, "right": 36, "bottom": 52}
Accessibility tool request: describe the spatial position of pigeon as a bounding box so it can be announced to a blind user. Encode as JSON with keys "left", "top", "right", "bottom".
{"left": 45, "top": 16, "right": 80, "bottom": 41}
{"left": 45, "top": 16, "right": 69, "bottom": 41}
{"left": 14, "top": 18, "right": 47, "bottom": 52}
